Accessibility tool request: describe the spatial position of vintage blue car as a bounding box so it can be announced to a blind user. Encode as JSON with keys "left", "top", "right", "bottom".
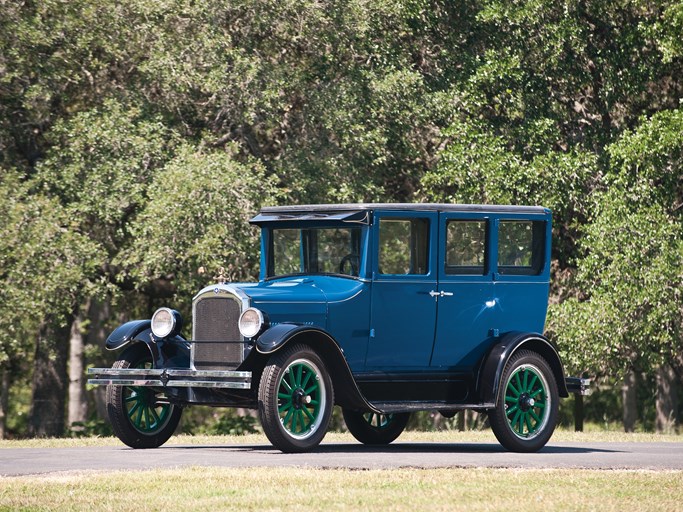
{"left": 88, "top": 203, "right": 587, "bottom": 453}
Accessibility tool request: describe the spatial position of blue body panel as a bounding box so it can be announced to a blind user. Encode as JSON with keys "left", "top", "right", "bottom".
{"left": 246, "top": 206, "right": 553, "bottom": 380}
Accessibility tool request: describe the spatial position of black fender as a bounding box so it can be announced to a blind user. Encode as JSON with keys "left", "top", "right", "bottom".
{"left": 255, "top": 323, "right": 380, "bottom": 413}
{"left": 106, "top": 320, "right": 151, "bottom": 350}
{"left": 105, "top": 319, "right": 190, "bottom": 369}
{"left": 477, "top": 331, "right": 569, "bottom": 405}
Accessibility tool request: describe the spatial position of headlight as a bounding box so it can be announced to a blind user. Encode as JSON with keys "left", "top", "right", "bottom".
{"left": 238, "top": 308, "right": 267, "bottom": 338}
{"left": 151, "top": 308, "right": 182, "bottom": 338}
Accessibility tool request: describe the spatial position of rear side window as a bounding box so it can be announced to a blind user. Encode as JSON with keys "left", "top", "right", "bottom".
{"left": 445, "top": 220, "right": 487, "bottom": 275}
{"left": 497, "top": 221, "right": 545, "bottom": 275}
{"left": 378, "top": 218, "right": 429, "bottom": 275}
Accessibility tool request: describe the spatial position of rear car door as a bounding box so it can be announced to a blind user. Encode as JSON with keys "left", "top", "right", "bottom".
{"left": 430, "top": 212, "right": 495, "bottom": 369}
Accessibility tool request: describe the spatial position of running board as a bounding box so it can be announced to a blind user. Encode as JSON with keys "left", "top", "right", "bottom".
{"left": 87, "top": 367, "right": 251, "bottom": 390}
{"left": 368, "top": 401, "right": 496, "bottom": 414}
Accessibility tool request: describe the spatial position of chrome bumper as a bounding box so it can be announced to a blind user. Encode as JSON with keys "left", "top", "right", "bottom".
{"left": 87, "top": 368, "right": 251, "bottom": 389}
{"left": 565, "top": 377, "right": 591, "bottom": 396}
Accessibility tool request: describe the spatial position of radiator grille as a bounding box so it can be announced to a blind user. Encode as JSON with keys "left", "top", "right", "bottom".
{"left": 192, "top": 296, "right": 244, "bottom": 370}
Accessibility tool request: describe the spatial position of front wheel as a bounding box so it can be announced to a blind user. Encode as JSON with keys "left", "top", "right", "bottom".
{"left": 258, "top": 343, "right": 334, "bottom": 453}
{"left": 488, "top": 350, "right": 559, "bottom": 452}
{"left": 343, "top": 409, "right": 410, "bottom": 445}
{"left": 106, "top": 343, "right": 182, "bottom": 449}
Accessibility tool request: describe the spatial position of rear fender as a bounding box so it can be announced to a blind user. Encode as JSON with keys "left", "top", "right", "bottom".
{"left": 477, "top": 331, "right": 569, "bottom": 404}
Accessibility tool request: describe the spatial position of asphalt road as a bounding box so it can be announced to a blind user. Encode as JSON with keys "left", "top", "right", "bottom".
{"left": 2, "top": 441, "right": 682, "bottom": 476}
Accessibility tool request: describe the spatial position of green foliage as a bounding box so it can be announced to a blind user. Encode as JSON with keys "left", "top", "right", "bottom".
{"left": 118, "top": 144, "right": 280, "bottom": 296}
{"left": 1, "top": 0, "right": 682, "bottom": 435}
{"left": 548, "top": 109, "right": 683, "bottom": 378}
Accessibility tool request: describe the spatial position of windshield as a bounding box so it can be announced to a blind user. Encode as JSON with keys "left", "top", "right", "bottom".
{"left": 268, "top": 226, "right": 362, "bottom": 278}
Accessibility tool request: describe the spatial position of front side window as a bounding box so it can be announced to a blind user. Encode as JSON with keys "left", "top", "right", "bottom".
{"left": 498, "top": 220, "right": 545, "bottom": 275}
{"left": 446, "top": 220, "right": 487, "bottom": 275}
{"left": 378, "top": 218, "right": 429, "bottom": 275}
{"left": 269, "top": 226, "right": 362, "bottom": 278}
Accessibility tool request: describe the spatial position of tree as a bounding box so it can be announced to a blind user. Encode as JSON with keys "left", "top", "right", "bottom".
{"left": 548, "top": 109, "right": 683, "bottom": 431}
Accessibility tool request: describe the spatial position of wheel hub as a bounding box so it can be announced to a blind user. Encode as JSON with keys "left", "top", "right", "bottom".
{"left": 519, "top": 393, "right": 535, "bottom": 412}
{"left": 292, "top": 388, "right": 306, "bottom": 409}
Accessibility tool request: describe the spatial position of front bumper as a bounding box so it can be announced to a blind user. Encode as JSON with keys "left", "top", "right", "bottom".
{"left": 87, "top": 368, "right": 251, "bottom": 389}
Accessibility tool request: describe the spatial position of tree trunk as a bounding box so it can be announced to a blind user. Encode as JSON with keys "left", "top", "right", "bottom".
{"left": 656, "top": 364, "right": 678, "bottom": 434}
{"left": 0, "top": 366, "right": 8, "bottom": 439}
{"left": 622, "top": 371, "right": 637, "bottom": 432}
{"left": 68, "top": 311, "right": 88, "bottom": 431}
{"left": 28, "top": 317, "right": 70, "bottom": 437}
{"left": 86, "top": 298, "right": 112, "bottom": 422}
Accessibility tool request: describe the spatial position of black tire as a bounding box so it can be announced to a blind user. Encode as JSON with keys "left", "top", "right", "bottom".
{"left": 342, "top": 410, "right": 410, "bottom": 445}
{"left": 488, "top": 349, "right": 559, "bottom": 452}
{"left": 106, "top": 343, "right": 182, "bottom": 449}
{"left": 258, "top": 343, "right": 334, "bottom": 453}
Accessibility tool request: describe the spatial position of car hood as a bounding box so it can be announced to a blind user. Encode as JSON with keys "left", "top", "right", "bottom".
{"left": 230, "top": 276, "right": 366, "bottom": 329}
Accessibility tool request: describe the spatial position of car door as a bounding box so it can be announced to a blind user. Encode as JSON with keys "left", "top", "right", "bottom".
{"left": 365, "top": 211, "right": 438, "bottom": 369}
{"left": 430, "top": 212, "right": 495, "bottom": 370}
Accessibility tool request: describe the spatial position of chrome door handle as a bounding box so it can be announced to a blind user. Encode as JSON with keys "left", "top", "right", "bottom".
{"left": 429, "top": 290, "right": 454, "bottom": 298}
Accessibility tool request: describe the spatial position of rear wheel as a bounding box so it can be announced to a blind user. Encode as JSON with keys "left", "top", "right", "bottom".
{"left": 342, "top": 410, "right": 410, "bottom": 445}
{"left": 258, "top": 343, "right": 334, "bottom": 453}
{"left": 106, "top": 343, "right": 182, "bottom": 449}
{"left": 489, "top": 350, "right": 558, "bottom": 452}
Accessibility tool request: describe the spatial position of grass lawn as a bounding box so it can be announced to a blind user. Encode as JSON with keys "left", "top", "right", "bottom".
{"left": 1, "top": 430, "right": 681, "bottom": 511}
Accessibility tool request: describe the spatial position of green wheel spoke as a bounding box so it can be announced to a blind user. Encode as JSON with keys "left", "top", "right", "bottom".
{"left": 518, "top": 412, "right": 526, "bottom": 434}
{"left": 505, "top": 395, "right": 518, "bottom": 403}
{"left": 297, "top": 410, "right": 308, "bottom": 432}
{"left": 134, "top": 405, "right": 145, "bottom": 429}
{"left": 510, "top": 410, "right": 521, "bottom": 430}
{"left": 144, "top": 406, "right": 151, "bottom": 429}
{"left": 278, "top": 392, "right": 291, "bottom": 400}
{"left": 530, "top": 410, "right": 542, "bottom": 424}
{"left": 285, "top": 371, "right": 296, "bottom": 390}
{"left": 282, "top": 407, "right": 294, "bottom": 427}
{"left": 506, "top": 404, "right": 519, "bottom": 416}
{"left": 304, "top": 382, "right": 319, "bottom": 395}
{"left": 525, "top": 414, "right": 534, "bottom": 434}
{"left": 522, "top": 370, "right": 529, "bottom": 392}
{"left": 300, "top": 370, "right": 313, "bottom": 390}
{"left": 302, "top": 406, "right": 316, "bottom": 423}
{"left": 528, "top": 375, "right": 538, "bottom": 393}
{"left": 127, "top": 400, "right": 141, "bottom": 419}
{"left": 279, "top": 400, "right": 293, "bottom": 413}
{"left": 514, "top": 372, "right": 523, "bottom": 392}
{"left": 294, "top": 365, "right": 303, "bottom": 388}
{"left": 507, "top": 382, "right": 520, "bottom": 397}
{"left": 150, "top": 406, "right": 161, "bottom": 426}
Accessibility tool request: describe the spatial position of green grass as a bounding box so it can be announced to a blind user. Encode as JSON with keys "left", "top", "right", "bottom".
{"left": 1, "top": 466, "right": 682, "bottom": 511}
{"left": 1, "top": 428, "right": 680, "bottom": 449}
{"left": 1, "top": 430, "right": 681, "bottom": 511}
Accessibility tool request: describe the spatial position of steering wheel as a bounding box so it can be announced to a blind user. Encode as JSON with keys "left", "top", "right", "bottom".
{"left": 339, "top": 254, "right": 360, "bottom": 276}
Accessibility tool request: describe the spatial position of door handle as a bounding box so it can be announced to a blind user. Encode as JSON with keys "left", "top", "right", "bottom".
{"left": 429, "top": 290, "right": 454, "bottom": 298}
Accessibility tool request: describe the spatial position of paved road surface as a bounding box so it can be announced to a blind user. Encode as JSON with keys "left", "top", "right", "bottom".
{"left": 2, "top": 441, "right": 682, "bottom": 476}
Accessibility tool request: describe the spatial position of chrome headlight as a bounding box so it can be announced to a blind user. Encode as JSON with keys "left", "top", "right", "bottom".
{"left": 238, "top": 307, "right": 268, "bottom": 338}
{"left": 151, "top": 308, "right": 182, "bottom": 338}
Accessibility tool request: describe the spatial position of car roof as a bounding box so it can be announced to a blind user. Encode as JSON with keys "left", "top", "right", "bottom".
{"left": 250, "top": 203, "right": 550, "bottom": 224}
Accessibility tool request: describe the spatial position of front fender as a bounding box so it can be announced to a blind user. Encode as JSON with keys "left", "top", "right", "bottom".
{"left": 255, "top": 323, "right": 380, "bottom": 413}
{"left": 105, "top": 319, "right": 190, "bottom": 369}
{"left": 106, "top": 320, "right": 151, "bottom": 350}
{"left": 477, "top": 331, "right": 569, "bottom": 404}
